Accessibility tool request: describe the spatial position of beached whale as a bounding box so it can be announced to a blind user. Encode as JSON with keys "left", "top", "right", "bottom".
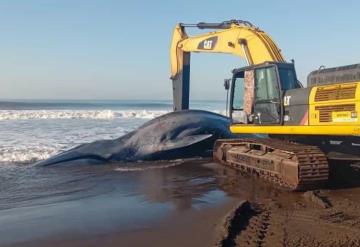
{"left": 36, "top": 110, "right": 243, "bottom": 166}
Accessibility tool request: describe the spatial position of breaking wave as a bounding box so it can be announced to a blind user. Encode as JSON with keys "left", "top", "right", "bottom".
{"left": 0, "top": 146, "right": 60, "bottom": 164}
{"left": 0, "top": 109, "right": 170, "bottom": 121}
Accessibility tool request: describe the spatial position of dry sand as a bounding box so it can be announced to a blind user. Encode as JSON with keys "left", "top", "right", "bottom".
{"left": 214, "top": 160, "right": 360, "bottom": 247}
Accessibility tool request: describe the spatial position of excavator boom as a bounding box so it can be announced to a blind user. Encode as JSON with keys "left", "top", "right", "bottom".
{"left": 170, "top": 20, "right": 285, "bottom": 111}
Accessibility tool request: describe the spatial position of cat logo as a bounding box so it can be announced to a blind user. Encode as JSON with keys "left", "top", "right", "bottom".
{"left": 284, "top": 96, "right": 291, "bottom": 106}
{"left": 204, "top": 40, "right": 213, "bottom": 49}
{"left": 197, "top": 36, "right": 218, "bottom": 50}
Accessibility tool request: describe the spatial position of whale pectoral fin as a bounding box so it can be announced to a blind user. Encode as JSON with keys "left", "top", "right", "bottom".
{"left": 162, "top": 134, "right": 213, "bottom": 150}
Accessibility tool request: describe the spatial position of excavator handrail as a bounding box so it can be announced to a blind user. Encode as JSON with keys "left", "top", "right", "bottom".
{"left": 179, "top": 19, "right": 256, "bottom": 29}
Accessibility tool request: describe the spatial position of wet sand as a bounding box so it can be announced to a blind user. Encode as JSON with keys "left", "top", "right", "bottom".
{"left": 0, "top": 161, "right": 244, "bottom": 247}
{"left": 2, "top": 160, "right": 360, "bottom": 246}
{"left": 21, "top": 199, "right": 241, "bottom": 247}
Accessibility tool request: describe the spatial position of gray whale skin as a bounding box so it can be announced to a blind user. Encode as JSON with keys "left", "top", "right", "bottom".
{"left": 36, "top": 110, "right": 238, "bottom": 166}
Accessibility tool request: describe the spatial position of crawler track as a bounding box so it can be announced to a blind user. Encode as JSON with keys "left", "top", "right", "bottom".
{"left": 213, "top": 138, "right": 329, "bottom": 191}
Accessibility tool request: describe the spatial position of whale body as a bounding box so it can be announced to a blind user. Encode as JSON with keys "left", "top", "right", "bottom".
{"left": 36, "top": 110, "right": 243, "bottom": 166}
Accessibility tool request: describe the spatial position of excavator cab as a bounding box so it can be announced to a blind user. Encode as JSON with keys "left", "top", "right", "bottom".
{"left": 230, "top": 62, "right": 301, "bottom": 125}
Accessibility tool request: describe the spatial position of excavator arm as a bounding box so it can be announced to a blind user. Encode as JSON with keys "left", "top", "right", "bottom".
{"left": 170, "top": 20, "right": 285, "bottom": 111}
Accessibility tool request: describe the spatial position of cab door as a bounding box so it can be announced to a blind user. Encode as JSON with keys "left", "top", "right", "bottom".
{"left": 253, "top": 66, "right": 282, "bottom": 124}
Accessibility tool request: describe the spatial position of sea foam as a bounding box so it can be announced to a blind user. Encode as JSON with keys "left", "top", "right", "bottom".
{"left": 0, "top": 109, "right": 170, "bottom": 121}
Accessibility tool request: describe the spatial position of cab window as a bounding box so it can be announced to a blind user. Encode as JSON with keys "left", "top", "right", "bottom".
{"left": 232, "top": 75, "right": 244, "bottom": 110}
{"left": 255, "top": 66, "right": 279, "bottom": 102}
{"left": 278, "top": 68, "right": 300, "bottom": 90}
{"left": 253, "top": 66, "right": 281, "bottom": 124}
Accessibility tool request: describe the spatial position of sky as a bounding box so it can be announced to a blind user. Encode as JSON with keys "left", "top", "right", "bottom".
{"left": 0, "top": 0, "right": 359, "bottom": 101}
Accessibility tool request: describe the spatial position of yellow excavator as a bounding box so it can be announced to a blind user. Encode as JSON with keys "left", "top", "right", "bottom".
{"left": 170, "top": 20, "right": 360, "bottom": 190}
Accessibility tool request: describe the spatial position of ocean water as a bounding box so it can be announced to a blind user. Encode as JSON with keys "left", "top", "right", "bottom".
{"left": 0, "top": 99, "right": 237, "bottom": 246}
{"left": 0, "top": 99, "right": 226, "bottom": 165}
